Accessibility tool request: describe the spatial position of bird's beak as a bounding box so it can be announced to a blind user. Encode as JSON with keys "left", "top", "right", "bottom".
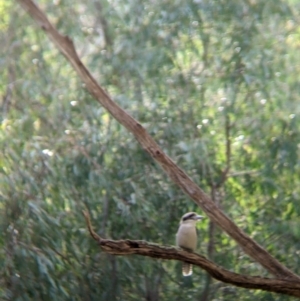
{"left": 196, "top": 215, "right": 204, "bottom": 220}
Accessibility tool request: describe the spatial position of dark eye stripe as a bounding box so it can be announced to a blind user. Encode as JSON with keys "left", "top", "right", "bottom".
{"left": 183, "top": 213, "right": 195, "bottom": 221}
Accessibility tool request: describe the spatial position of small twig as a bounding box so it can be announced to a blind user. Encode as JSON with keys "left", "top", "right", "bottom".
{"left": 229, "top": 170, "right": 259, "bottom": 177}
{"left": 94, "top": 1, "right": 112, "bottom": 47}
{"left": 82, "top": 210, "right": 101, "bottom": 241}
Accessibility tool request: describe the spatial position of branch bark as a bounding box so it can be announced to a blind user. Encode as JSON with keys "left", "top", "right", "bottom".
{"left": 82, "top": 211, "right": 300, "bottom": 297}
{"left": 17, "top": 0, "right": 300, "bottom": 283}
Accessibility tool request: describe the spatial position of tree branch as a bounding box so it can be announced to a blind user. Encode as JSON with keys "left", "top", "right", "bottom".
{"left": 17, "top": 0, "right": 300, "bottom": 282}
{"left": 82, "top": 211, "right": 300, "bottom": 297}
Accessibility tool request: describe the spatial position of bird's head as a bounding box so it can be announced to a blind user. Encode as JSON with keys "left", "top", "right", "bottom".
{"left": 180, "top": 212, "right": 204, "bottom": 224}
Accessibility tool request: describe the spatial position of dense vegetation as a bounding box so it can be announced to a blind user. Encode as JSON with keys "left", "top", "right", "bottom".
{"left": 1, "top": 0, "right": 300, "bottom": 300}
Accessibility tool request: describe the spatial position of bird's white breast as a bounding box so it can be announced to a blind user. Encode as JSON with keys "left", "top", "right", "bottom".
{"left": 176, "top": 223, "right": 197, "bottom": 251}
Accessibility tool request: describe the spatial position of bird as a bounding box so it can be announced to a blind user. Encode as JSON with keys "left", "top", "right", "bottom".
{"left": 176, "top": 212, "right": 203, "bottom": 276}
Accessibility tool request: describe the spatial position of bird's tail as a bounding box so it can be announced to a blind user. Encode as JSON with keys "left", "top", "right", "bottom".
{"left": 182, "top": 262, "right": 193, "bottom": 276}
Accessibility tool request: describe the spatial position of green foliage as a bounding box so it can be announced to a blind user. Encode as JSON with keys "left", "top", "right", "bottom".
{"left": 1, "top": 0, "right": 300, "bottom": 300}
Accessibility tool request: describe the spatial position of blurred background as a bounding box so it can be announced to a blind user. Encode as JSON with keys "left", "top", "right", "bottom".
{"left": 1, "top": 0, "right": 300, "bottom": 300}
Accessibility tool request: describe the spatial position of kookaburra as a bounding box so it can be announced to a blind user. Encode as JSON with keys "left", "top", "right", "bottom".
{"left": 176, "top": 212, "right": 203, "bottom": 276}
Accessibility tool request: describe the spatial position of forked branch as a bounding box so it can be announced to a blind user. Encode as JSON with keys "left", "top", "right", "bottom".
{"left": 18, "top": 0, "right": 300, "bottom": 283}
{"left": 83, "top": 211, "right": 300, "bottom": 297}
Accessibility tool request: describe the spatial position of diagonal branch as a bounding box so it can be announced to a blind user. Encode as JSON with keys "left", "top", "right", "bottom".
{"left": 82, "top": 211, "right": 300, "bottom": 297}
{"left": 17, "top": 0, "right": 300, "bottom": 282}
